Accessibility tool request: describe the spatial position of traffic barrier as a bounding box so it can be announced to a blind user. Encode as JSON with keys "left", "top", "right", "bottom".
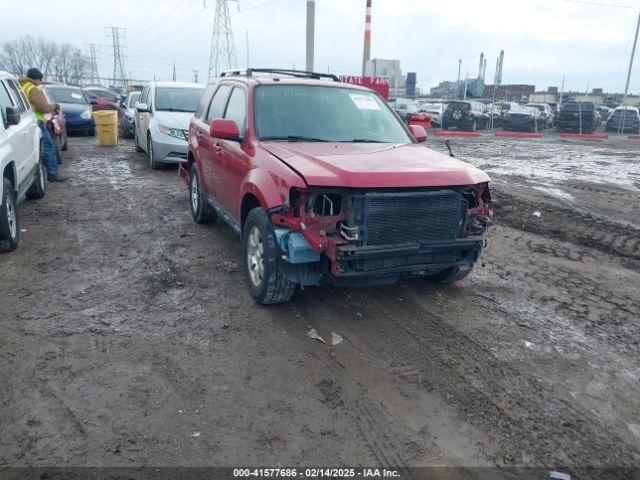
{"left": 433, "top": 131, "right": 481, "bottom": 138}
{"left": 495, "top": 132, "right": 543, "bottom": 139}
{"left": 560, "top": 133, "right": 608, "bottom": 140}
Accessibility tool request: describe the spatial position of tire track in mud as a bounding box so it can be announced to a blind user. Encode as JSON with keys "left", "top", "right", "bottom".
{"left": 492, "top": 189, "right": 640, "bottom": 261}
{"left": 293, "top": 284, "right": 640, "bottom": 469}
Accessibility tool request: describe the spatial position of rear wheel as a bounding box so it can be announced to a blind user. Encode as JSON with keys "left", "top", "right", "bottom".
{"left": 469, "top": 120, "right": 477, "bottom": 132}
{"left": 26, "top": 153, "right": 47, "bottom": 200}
{"left": 243, "top": 208, "right": 296, "bottom": 305}
{"left": 52, "top": 135, "right": 63, "bottom": 164}
{"left": 189, "top": 164, "right": 216, "bottom": 223}
{"left": 0, "top": 178, "right": 19, "bottom": 252}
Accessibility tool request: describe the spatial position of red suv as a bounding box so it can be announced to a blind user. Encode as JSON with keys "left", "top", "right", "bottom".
{"left": 180, "top": 69, "right": 491, "bottom": 304}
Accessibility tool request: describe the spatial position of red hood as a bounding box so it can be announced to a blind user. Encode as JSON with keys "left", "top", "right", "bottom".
{"left": 260, "top": 142, "right": 490, "bottom": 188}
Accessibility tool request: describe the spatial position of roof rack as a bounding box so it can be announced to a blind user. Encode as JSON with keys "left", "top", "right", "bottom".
{"left": 220, "top": 68, "right": 340, "bottom": 82}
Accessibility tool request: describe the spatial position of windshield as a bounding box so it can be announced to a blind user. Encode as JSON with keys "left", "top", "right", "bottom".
{"left": 45, "top": 88, "right": 88, "bottom": 104}
{"left": 254, "top": 85, "right": 411, "bottom": 143}
{"left": 127, "top": 92, "right": 141, "bottom": 108}
{"left": 155, "top": 87, "right": 203, "bottom": 112}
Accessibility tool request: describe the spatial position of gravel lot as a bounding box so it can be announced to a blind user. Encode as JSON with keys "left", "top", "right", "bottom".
{"left": 1, "top": 134, "right": 639, "bottom": 477}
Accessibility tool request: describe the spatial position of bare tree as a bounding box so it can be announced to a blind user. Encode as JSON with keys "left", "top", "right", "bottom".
{"left": 0, "top": 35, "right": 90, "bottom": 84}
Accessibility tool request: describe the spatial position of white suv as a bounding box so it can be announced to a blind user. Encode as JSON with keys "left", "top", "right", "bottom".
{"left": 0, "top": 71, "right": 47, "bottom": 252}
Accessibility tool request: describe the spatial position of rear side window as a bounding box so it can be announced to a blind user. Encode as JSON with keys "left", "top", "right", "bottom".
{"left": 5, "top": 80, "right": 27, "bottom": 112}
{"left": 206, "top": 84, "right": 232, "bottom": 124}
{"left": 195, "top": 83, "right": 216, "bottom": 119}
{"left": 224, "top": 87, "right": 247, "bottom": 136}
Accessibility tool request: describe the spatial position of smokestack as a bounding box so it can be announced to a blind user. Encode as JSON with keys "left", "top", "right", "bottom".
{"left": 306, "top": 1, "right": 315, "bottom": 72}
{"left": 478, "top": 52, "right": 484, "bottom": 79}
{"left": 362, "top": 0, "right": 372, "bottom": 76}
{"left": 482, "top": 58, "right": 487, "bottom": 81}
{"left": 496, "top": 50, "right": 504, "bottom": 86}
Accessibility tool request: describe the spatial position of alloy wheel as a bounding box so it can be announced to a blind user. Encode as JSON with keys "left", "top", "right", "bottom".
{"left": 6, "top": 192, "right": 16, "bottom": 239}
{"left": 191, "top": 172, "right": 199, "bottom": 212}
{"left": 247, "top": 226, "right": 264, "bottom": 287}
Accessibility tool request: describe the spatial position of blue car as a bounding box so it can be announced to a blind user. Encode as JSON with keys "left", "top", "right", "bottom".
{"left": 43, "top": 85, "right": 96, "bottom": 136}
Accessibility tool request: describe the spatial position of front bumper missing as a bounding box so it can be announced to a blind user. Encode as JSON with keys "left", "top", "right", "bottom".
{"left": 335, "top": 237, "right": 485, "bottom": 277}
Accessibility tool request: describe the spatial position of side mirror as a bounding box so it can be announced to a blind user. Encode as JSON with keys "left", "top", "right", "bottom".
{"left": 6, "top": 106, "right": 20, "bottom": 126}
{"left": 210, "top": 118, "right": 241, "bottom": 141}
{"left": 409, "top": 124, "right": 427, "bottom": 143}
{"left": 135, "top": 102, "right": 149, "bottom": 113}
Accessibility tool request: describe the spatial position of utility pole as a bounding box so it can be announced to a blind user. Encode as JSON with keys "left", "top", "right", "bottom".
{"left": 172, "top": 61, "right": 176, "bottom": 81}
{"left": 86, "top": 43, "right": 100, "bottom": 85}
{"left": 463, "top": 71, "right": 468, "bottom": 100}
{"left": 622, "top": 11, "right": 640, "bottom": 107}
{"left": 306, "top": 1, "right": 315, "bottom": 72}
{"left": 193, "top": 69, "right": 199, "bottom": 83}
{"left": 559, "top": 75, "right": 565, "bottom": 105}
{"left": 105, "top": 27, "right": 127, "bottom": 87}
{"left": 208, "top": 0, "right": 238, "bottom": 80}
{"left": 456, "top": 59, "right": 462, "bottom": 97}
{"left": 246, "top": 30, "right": 250, "bottom": 69}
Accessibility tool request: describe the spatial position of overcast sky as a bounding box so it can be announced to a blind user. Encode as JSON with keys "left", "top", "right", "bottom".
{"left": 1, "top": 0, "right": 639, "bottom": 93}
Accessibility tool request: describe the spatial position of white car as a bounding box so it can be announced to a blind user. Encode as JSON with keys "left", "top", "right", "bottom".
{"left": 134, "top": 82, "right": 205, "bottom": 169}
{"left": 418, "top": 102, "right": 446, "bottom": 127}
{"left": 0, "top": 71, "right": 47, "bottom": 252}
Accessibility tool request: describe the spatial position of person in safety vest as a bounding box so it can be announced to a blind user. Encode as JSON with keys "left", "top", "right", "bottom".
{"left": 19, "top": 68, "right": 67, "bottom": 182}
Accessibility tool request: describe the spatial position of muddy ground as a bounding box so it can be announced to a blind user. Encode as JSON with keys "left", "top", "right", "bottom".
{"left": 1, "top": 134, "right": 639, "bottom": 477}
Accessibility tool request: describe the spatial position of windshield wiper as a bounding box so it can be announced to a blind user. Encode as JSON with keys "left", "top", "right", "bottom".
{"left": 159, "top": 108, "right": 193, "bottom": 112}
{"left": 348, "top": 138, "right": 384, "bottom": 143}
{"left": 260, "top": 135, "right": 329, "bottom": 142}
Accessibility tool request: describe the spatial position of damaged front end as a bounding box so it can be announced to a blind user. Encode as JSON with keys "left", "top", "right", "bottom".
{"left": 269, "top": 184, "right": 491, "bottom": 286}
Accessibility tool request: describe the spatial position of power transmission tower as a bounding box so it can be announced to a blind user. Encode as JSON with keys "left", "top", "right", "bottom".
{"left": 105, "top": 26, "right": 127, "bottom": 87}
{"left": 208, "top": 0, "right": 238, "bottom": 80}
{"left": 86, "top": 43, "right": 100, "bottom": 85}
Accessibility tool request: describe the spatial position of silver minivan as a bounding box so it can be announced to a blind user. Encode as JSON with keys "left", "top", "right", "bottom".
{"left": 134, "top": 82, "right": 204, "bottom": 169}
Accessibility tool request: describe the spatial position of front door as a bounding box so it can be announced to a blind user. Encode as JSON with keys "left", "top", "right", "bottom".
{"left": 200, "top": 84, "right": 232, "bottom": 197}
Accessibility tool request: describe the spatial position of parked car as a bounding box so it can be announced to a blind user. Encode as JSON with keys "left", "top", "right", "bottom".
{"left": 527, "top": 103, "right": 554, "bottom": 128}
{"left": 120, "top": 91, "right": 141, "bottom": 139}
{"left": 418, "top": 102, "right": 446, "bottom": 127}
{"left": 390, "top": 98, "right": 419, "bottom": 123}
{"left": 605, "top": 106, "right": 640, "bottom": 133}
{"left": 442, "top": 100, "right": 489, "bottom": 131}
{"left": 84, "top": 86, "right": 123, "bottom": 114}
{"left": 597, "top": 105, "right": 612, "bottom": 122}
{"left": 557, "top": 101, "right": 597, "bottom": 134}
{"left": 180, "top": 69, "right": 491, "bottom": 304}
{"left": 44, "top": 85, "right": 95, "bottom": 137}
{"left": 134, "top": 82, "right": 205, "bottom": 169}
{"left": 502, "top": 106, "right": 545, "bottom": 132}
{"left": 0, "top": 71, "right": 47, "bottom": 252}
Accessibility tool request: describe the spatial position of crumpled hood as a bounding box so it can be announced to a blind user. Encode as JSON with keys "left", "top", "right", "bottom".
{"left": 260, "top": 142, "right": 491, "bottom": 188}
{"left": 152, "top": 111, "right": 193, "bottom": 129}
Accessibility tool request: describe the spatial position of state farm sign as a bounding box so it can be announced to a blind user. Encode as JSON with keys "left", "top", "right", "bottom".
{"left": 339, "top": 76, "right": 390, "bottom": 100}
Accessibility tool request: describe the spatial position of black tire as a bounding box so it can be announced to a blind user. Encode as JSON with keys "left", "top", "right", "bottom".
{"left": 427, "top": 266, "right": 473, "bottom": 284}
{"left": 243, "top": 208, "right": 296, "bottom": 305}
{"left": 121, "top": 122, "right": 133, "bottom": 139}
{"left": 62, "top": 136, "right": 68, "bottom": 151}
{"left": 0, "top": 177, "right": 19, "bottom": 252}
{"left": 88, "top": 127, "right": 95, "bottom": 137}
{"left": 52, "top": 135, "right": 63, "bottom": 165}
{"left": 26, "top": 152, "right": 47, "bottom": 200}
{"left": 147, "top": 135, "right": 161, "bottom": 170}
{"left": 189, "top": 164, "right": 216, "bottom": 223}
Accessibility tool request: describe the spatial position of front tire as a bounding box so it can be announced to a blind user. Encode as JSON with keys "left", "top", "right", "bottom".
{"left": 0, "top": 178, "right": 19, "bottom": 252}
{"left": 26, "top": 153, "right": 47, "bottom": 200}
{"left": 53, "top": 135, "right": 63, "bottom": 164}
{"left": 147, "top": 135, "right": 161, "bottom": 170}
{"left": 243, "top": 208, "right": 296, "bottom": 305}
{"left": 189, "top": 164, "right": 216, "bottom": 223}
{"left": 428, "top": 266, "right": 473, "bottom": 284}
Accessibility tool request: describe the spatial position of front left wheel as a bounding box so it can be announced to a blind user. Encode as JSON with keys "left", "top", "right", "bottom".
{"left": 147, "top": 135, "right": 161, "bottom": 170}
{"left": 0, "top": 177, "right": 19, "bottom": 252}
{"left": 243, "top": 208, "right": 296, "bottom": 305}
{"left": 189, "top": 164, "right": 216, "bottom": 223}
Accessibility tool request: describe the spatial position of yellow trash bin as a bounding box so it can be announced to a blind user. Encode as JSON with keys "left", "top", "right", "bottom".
{"left": 93, "top": 110, "right": 119, "bottom": 146}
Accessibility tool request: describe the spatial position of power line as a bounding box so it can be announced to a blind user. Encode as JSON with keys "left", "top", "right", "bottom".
{"left": 556, "top": 0, "right": 638, "bottom": 9}
{"left": 127, "top": 0, "right": 196, "bottom": 41}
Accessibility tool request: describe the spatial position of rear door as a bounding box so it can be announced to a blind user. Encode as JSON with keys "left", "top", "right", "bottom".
{"left": 135, "top": 87, "right": 150, "bottom": 149}
{"left": 198, "top": 84, "right": 232, "bottom": 196}
{"left": 216, "top": 85, "right": 249, "bottom": 220}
